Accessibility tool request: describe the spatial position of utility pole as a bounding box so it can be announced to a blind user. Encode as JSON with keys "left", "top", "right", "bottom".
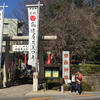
{"left": 0, "top": 3, "right": 8, "bottom": 88}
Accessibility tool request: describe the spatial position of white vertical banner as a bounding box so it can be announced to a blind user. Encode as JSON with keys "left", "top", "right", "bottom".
{"left": 62, "top": 51, "right": 70, "bottom": 84}
{"left": 27, "top": 7, "right": 38, "bottom": 67}
{"left": 0, "top": 10, "right": 3, "bottom": 66}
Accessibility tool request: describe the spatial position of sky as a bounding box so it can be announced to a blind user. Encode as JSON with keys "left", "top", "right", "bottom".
{"left": 0, "top": 0, "right": 20, "bottom": 18}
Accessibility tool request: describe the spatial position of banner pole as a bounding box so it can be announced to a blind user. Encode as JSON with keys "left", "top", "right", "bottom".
{"left": 0, "top": 3, "right": 8, "bottom": 88}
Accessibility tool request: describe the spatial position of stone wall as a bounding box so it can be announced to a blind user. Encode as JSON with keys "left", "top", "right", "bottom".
{"left": 82, "top": 74, "right": 100, "bottom": 91}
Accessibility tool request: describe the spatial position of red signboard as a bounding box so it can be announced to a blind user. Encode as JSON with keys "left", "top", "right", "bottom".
{"left": 63, "top": 51, "right": 70, "bottom": 84}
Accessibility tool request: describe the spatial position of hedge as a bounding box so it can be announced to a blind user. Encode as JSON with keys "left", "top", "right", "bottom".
{"left": 46, "top": 79, "right": 92, "bottom": 91}
{"left": 81, "top": 81, "right": 92, "bottom": 91}
{"left": 70, "top": 64, "right": 100, "bottom": 74}
{"left": 63, "top": 81, "right": 92, "bottom": 91}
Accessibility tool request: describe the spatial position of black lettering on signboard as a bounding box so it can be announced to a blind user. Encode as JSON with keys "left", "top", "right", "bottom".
{"left": 31, "top": 55, "right": 34, "bottom": 60}
{"left": 18, "top": 48, "right": 20, "bottom": 50}
{"left": 32, "top": 34, "right": 35, "bottom": 40}
{"left": 26, "top": 48, "right": 28, "bottom": 51}
{"left": 21, "top": 48, "right": 22, "bottom": 50}
{"left": 32, "top": 41, "right": 35, "bottom": 44}
{"left": 33, "top": 12, "right": 36, "bottom": 15}
{"left": 30, "top": 11, "right": 32, "bottom": 15}
{"left": 31, "top": 45, "right": 35, "bottom": 50}
{"left": 31, "top": 51, "right": 35, "bottom": 54}
{"left": 31, "top": 22, "right": 36, "bottom": 27}
{"left": 15, "top": 48, "right": 17, "bottom": 50}
{"left": 31, "top": 28, "right": 35, "bottom": 33}
{"left": 31, "top": 51, "right": 35, "bottom": 60}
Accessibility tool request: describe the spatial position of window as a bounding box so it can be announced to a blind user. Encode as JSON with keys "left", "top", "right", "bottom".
{"left": 3, "top": 34, "right": 8, "bottom": 37}
{"left": 4, "top": 23, "right": 8, "bottom": 28}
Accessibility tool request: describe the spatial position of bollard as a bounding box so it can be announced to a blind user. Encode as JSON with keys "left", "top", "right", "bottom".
{"left": 33, "top": 72, "right": 38, "bottom": 91}
{"left": 61, "top": 86, "right": 64, "bottom": 93}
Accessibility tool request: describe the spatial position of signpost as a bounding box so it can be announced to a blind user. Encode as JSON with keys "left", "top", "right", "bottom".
{"left": 62, "top": 51, "right": 70, "bottom": 84}
{"left": 0, "top": 3, "right": 8, "bottom": 88}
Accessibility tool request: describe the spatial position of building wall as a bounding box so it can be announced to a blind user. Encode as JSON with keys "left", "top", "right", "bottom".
{"left": 3, "top": 18, "right": 18, "bottom": 36}
{"left": 82, "top": 74, "right": 100, "bottom": 91}
{"left": 2, "top": 18, "right": 23, "bottom": 52}
{"left": 3, "top": 18, "right": 18, "bottom": 47}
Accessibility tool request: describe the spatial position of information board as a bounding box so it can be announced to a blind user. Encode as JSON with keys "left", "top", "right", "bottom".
{"left": 53, "top": 69, "right": 59, "bottom": 78}
{"left": 44, "top": 68, "right": 59, "bottom": 78}
{"left": 45, "top": 69, "right": 51, "bottom": 78}
{"left": 13, "top": 45, "right": 29, "bottom": 51}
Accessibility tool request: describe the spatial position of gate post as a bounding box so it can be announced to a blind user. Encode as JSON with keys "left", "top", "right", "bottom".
{"left": 3, "top": 41, "right": 10, "bottom": 87}
{"left": 39, "top": 36, "right": 43, "bottom": 84}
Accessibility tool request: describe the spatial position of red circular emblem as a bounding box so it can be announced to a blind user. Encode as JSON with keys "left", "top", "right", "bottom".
{"left": 0, "top": 18, "right": 1, "bottom": 21}
{"left": 30, "top": 15, "right": 36, "bottom": 21}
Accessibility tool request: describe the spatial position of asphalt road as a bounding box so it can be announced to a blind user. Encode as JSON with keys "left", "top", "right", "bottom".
{"left": 0, "top": 95, "right": 100, "bottom": 100}
{"left": 53, "top": 96, "right": 100, "bottom": 100}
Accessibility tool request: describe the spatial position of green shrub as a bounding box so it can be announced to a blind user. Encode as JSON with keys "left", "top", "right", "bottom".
{"left": 70, "top": 64, "right": 100, "bottom": 74}
{"left": 51, "top": 86, "right": 59, "bottom": 90}
{"left": 51, "top": 84, "right": 69, "bottom": 91}
{"left": 63, "top": 85, "right": 69, "bottom": 91}
{"left": 70, "top": 64, "right": 80, "bottom": 73}
{"left": 81, "top": 81, "right": 92, "bottom": 91}
{"left": 46, "top": 79, "right": 92, "bottom": 92}
{"left": 63, "top": 81, "right": 91, "bottom": 91}
{"left": 46, "top": 78, "right": 63, "bottom": 90}
{"left": 51, "top": 81, "right": 91, "bottom": 91}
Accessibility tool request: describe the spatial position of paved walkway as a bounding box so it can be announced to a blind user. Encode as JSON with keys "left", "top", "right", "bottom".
{"left": 0, "top": 84, "right": 32, "bottom": 98}
{"left": 0, "top": 84, "right": 100, "bottom": 99}
{"left": 26, "top": 89, "right": 64, "bottom": 95}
